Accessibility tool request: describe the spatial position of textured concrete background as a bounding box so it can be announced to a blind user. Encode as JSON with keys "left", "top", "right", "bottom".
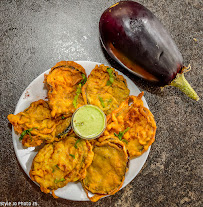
{"left": 0, "top": 0, "right": 202, "bottom": 206}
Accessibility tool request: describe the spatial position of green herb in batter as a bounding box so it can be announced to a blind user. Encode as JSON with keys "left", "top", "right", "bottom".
{"left": 114, "top": 127, "right": 130, "bottom": 144}
{"left": 73, "top": 74, "right": 87, "bottom": 108}
{"left": 106, "top": 68, "right": 114, "bottom": 85}
{"left": 74, "top": 138, "right": 81, "bottom": 149}
{"left": 81, "top": 73, "right": 87, "bottom": 85}
{"left": 54, "top": 178, "right": 65, "bottom": 184}
{"left": 99, "top": 96, "right": 105, "bottom": 108}
{"left": 69, "top": 154, "right": 75, "bottom": 159}
{"left": 55, "top": 164, "right": 60, "bottom": 169}
{"left": 52, "top": 164, "right": 60, "bottom": 173}
{"left": 19, "top": 128, "right": 34, "bottom": 141}
{"left": 73, "top": 84, "right": 82, "bottom": 108}
{"left": 107, "top": 99, "right": 112, "bottom": 104}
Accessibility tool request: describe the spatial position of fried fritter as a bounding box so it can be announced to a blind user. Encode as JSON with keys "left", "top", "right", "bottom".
{"left": 29, "top": 134, "right": 94, "bottom": 198}
{"left": 103, "top": 93, "right": 156, "bottom": 158}
{"left": 7, "top": 99, "right": 71, "bottom": 147}
{"left": 82, "top": 137, "right": 129, "bottom": 202}
{"left": 82, "top": 64, "right": 130, "bottom": 115}
{"left": 44, "top": 61, "right": 87, "bottom": 118}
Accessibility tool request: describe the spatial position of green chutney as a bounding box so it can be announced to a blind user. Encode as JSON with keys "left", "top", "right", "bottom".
{"left": 72, "top": 105, "right": 106, "bottom": 139}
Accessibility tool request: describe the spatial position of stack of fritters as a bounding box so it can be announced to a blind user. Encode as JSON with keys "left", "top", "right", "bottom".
{"left": 8, "top": 61, "right": 156, "bottom": 202}
{"left": 30, "top": 134, "right": 94, "bottom": 198}
{"left": 7, "top": 99, "right": 71, "bottom": 147}
{"left": 103, "top": 92, "right": 156, "bottom": 158}
{"left": 8, "top": 61, "right": 86, "bottom": 147}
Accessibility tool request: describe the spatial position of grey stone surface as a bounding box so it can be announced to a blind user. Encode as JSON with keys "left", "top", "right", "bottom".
{"left": 0, "top": 0, "right": 202, "bottom": 206}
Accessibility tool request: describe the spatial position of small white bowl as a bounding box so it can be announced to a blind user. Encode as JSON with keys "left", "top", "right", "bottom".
{"left": 71, "top": 104, "right": 106, "bottom": 140}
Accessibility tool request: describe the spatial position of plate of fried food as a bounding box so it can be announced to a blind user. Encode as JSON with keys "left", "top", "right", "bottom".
{"left": 8, "top": 61, "right": 156, "bottom": 202}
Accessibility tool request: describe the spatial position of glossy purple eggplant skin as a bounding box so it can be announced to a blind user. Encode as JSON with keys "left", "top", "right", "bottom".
{"left": 99, "top": 1, "right": 183, "bottom": 86}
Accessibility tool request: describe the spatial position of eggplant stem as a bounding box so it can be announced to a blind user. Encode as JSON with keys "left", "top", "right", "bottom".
{"left": 170, "top": 67, "right": 199, "bottom": 101}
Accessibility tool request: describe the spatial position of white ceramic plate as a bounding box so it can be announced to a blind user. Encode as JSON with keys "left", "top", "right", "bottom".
{"left": 12, "top": 61, "right": 150, "bottom": 201}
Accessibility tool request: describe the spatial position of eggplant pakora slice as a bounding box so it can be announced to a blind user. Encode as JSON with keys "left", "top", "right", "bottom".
{"left": 82, "top": 137, "right": 129, "bottom": 202}
{"left": 103, "top": 92, "right": 156, "bottom": 158}
{"left": 29, "top": 134, "right": 94, "bottom": 198}
{"left": 82, "top": 64, "right": 130, "bottom": 115}
{"left": 44, "top": 61, "right": 87, "bottom": 118}
{"left": 7, "top": 99, "right": 71, "bottom": 147}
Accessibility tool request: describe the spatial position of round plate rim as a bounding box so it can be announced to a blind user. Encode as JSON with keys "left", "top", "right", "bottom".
{"left": 12, "top": 60, "right": 150, "bottom": 201}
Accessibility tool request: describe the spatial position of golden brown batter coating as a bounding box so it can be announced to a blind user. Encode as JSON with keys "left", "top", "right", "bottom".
{"left": 44, "top": 61, "right": 87, "bottom": 118}
{"left": 82, "top": 137, "right": 129, "bottom": 202}
{"left": 8, "top": 60, "right": 157, "bottom": 201}
{"left": 7, "top": 99, "right": 71, "bottom": 147}
{"left": 30, "top": 134, "right": 94, "bottom": 197}
{"left": 103, "top": 93, "right": 156, "bottom": 158}
{"left": 82, "top": 64, "right": 130, "bottom": 115}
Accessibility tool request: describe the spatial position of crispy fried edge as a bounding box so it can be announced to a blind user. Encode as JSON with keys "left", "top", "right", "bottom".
{"left": 82, "top": 137, "right": 129, "bottom": 202}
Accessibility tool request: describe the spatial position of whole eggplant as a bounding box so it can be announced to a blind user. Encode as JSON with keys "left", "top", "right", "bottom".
{"left": 99, "top": 1, "right": 199, "bottom": 100}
